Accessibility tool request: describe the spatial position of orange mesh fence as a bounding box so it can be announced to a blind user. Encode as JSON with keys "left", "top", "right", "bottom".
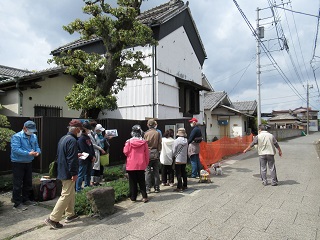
{"left": 199, "top": 134, "right": 254, "bottom": 170}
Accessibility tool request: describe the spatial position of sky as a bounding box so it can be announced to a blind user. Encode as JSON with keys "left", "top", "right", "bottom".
{"left": 1, "top": 0, "right": 320, "bottom": 114}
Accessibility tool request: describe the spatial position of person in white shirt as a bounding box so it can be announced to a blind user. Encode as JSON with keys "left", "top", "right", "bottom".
{"left": 243, "top": 124, "right": 282, "bottom": 186}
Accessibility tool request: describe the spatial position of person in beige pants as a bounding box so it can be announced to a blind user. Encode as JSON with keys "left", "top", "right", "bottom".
{"left": 244, "top": 124, "right": 282, "bottom": 186}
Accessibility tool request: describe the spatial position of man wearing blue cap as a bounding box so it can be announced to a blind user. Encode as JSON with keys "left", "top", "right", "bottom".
{"left": 11, "top": 120, "right": 41, "bottom": 211}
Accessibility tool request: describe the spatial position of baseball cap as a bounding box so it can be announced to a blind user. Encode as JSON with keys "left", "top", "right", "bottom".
{"left": 189, "top": 118, "right": 198, "bottom": 123}
{"left": 95, "top": 124, "right": 105, "bottom": 132}
{"left": 69, "top": 119, "right": 83, "bottom": 129}
{"left": 24, "top": 120, "right": 37, "bottom": 133}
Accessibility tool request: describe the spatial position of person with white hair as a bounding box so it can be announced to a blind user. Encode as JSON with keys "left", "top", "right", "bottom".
{"left": 243, "top": 124, "right": 282, "bottom": 186}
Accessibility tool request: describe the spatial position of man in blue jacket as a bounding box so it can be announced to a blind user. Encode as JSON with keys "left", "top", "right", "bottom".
{"left": 188, "top": 118, "right": 203, "bottom": 178}
{"left": 45, "top": 120, "right": 83, "bottom": 229}
{"left": 11, "top": 120, "right": 41, "bottom": 211}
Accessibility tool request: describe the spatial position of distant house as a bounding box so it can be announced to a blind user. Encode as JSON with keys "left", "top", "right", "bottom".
{"left": 0, "top": 65, "right": 80, "bottom": 118}
{"left": 269, "top": 107, "right": 319, "bottom": 131}
{"left": 204, "top": 91, "right": 256, "bottom": 140}
{"left": 51, "top": 0, "right": 210, "bottom": 122}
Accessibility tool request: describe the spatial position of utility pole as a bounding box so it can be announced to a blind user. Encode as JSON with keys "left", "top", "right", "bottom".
{"left": 306, "top": 83, "right": 313, "bottom": 135}
{"left": 256, "top": 7, "right": 262, "bottom": 126}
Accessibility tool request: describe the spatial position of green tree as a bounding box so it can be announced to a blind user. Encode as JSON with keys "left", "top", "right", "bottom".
{"left": 49, "top": 0, "right": 156, "bottom": 118}
{"left": 0, "top": 105, "right": 15, "bottom": 151}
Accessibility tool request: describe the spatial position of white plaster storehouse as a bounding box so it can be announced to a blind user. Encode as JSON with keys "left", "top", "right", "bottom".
{"left": 51, "top": 0, "right": 211, "bottom": 122}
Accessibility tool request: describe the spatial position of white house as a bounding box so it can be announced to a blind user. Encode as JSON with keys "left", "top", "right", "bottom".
{"left": 204, "top": 91, "right": 256, "bottom": 140}
{"left": 0, "top": 65, "right": 80, "bottom": 118}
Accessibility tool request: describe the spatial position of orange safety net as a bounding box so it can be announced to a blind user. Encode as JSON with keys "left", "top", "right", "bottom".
{"left": 199, "top": 134, "right": 254, "bottom": 170}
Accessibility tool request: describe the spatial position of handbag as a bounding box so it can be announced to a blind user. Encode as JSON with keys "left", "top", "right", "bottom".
{"left": 172, "top": 145, "right": 184, "bottom": 170}
{"left": 49, "top": 159, "right": 58, "bottom": 178}
{"left": 100, "top": 154, "right": 110, "bottom": 166}
{"left": 48, "top": 135, "right": 72, "bottom": 179}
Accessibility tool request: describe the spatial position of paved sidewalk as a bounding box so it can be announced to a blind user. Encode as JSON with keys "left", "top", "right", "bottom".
{"left": 1, "top": 133, "right": 320, "bottom": 240}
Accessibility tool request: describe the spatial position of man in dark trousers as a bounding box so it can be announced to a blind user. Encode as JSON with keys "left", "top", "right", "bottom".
{"left": 11, "top": 120, "right": 41, "bottom": 211}
{"left": 144, "top": 119, "right": 162, "bottom": 193}
{"left": 45, "top": 120, "right": 83, "bottom": 229}
{"left": 188, "top": 118, "right": 203, "bottom": 178}
{"left": 243, "top": 124, "right": 282, "bottom": 186}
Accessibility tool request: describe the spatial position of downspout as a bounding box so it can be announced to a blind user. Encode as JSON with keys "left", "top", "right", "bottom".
{"left": 15, "top": 79, "right": 23, "bottom": 116}
{"left": 152, "top": 44, "right": 156, "bottom": 118}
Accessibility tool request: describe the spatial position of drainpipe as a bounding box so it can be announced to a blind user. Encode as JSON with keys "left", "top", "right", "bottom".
{"left": 152, "top": 44, "right": 156, "bottom": 118}
{"left": 15, "top": 79, "right": 23, "bottom": 116}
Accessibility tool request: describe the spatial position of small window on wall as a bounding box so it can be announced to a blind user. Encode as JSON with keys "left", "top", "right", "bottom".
{"left": 179, "top": 83, "right": 200, "bottom": 117}
{"left": 34, "top": 104, "right": 62, "bottom": 117}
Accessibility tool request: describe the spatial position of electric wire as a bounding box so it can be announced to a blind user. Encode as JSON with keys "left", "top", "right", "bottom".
{"left": 232, "top": 0, "right": 306, "bottom": 103}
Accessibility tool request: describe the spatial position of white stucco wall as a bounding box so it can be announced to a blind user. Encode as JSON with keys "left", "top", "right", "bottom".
{"left": 0, "top": 90, "right": 20, "bottom": 116}
{"left": 157, "top": 26, "right": 202, "bottom": 85}
{"left": 22, "top": 75, "right": 80, "bottom": 118}
{"left": 101, "top": 25, "right": 205, "bottom": 122}
{"left": 229, "top": 115, "right": 246, "bottom": 137}
{"left": 205, "top": 109, "right": 248, "bottom": 140}
{"left": 309, "top": 120, "right": 318, "bottom": 132}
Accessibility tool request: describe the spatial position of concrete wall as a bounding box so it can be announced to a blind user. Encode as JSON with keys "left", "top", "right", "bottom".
{"left": 0, "top": 90, "right": 20, "bottom": 116}
{"left": 269, "top": 129, "right": 302, "bottom": 140}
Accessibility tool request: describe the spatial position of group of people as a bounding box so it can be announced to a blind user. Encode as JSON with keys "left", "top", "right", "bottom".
{"left": 123, "top": 117, "right": 204, "bottom": 203}
{"left": 10, "top": 117, "right": 282, "bottom": 230}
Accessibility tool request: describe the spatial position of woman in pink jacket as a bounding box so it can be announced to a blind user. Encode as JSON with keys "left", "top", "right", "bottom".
{"left": 123, "top": 125, "right": 149, "bottom": 203}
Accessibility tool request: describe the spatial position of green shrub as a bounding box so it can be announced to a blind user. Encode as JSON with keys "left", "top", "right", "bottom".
{"left": 103, "top": 179, "right": 129, "bottom": 202}
{"left": 75, "top": 178, "right": 129, "bottom": 216}
{"left": 104, "top": 165, "right": 125, "bottom": 181}
{"left": 0, "top": 175, "right": 13, "bottom": 192}
{"left": 186, "top": 164, "right": 192, "bottom": 177}
{"left": 75, "top": 187, "right": 94, "bottom": 216}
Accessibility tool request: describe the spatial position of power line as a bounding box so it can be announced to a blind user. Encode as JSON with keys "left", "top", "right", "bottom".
{"left": 233, "top": 0, "right": 306, "bottom": 103}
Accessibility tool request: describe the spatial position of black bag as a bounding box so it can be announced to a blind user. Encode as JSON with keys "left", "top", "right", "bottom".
{"left": 149, "top": 148, "right": 160, "bottom": 160}
{"left": 172, "top": 156, "right": 176, "bottom": 170}
{"left": 49, "top": 160, "right": 58, "bottom": 178}
{"left": 193, "top": 137, "right": 203, "bottom": 143}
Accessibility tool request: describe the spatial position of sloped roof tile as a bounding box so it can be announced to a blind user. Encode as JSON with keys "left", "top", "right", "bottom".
{"left": 204, "top": 91, "right": 226, "bottom": 110}
{"left": 0, "top": 65, "right": 31, "bottom": 78}
{"left": 232, "top": 101, "right": 257, "bottom": 111}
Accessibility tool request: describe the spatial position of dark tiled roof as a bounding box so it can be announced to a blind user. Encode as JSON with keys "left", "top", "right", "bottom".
{"left": 51, "top": 37, "right": 102, "bottom": 56}
{"left": 137, "top": 0, "right": 186, "bottom": 25}
{"left": 0, "top": 65, "right": 31, "bottom": 78}
{"left": 232, "top": 101, "right": 257, "bottom": 111}
{"left": 0, "top": 66, "right": 65, "bottom": 87}
{"left": 204, "top": 91, "right": 227, "bottom": 110}
{"left": 51, "top": 1, "right": 191, "bottom": 55}
{"left": 268, "top": 114, "right": 299, "bottom": 121}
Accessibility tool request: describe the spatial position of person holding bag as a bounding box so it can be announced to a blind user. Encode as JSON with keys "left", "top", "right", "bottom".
{"left": 123, "top": 125, "right": 149, "bottom": 203}
{"left": 172, "top": 128, "right": 188, "bottom": 192}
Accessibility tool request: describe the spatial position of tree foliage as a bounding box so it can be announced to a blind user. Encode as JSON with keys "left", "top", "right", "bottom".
{"left": 0, "top": 105, "right": 15, "bottom": 151}
{"left": 49, "top": 0, "right": 156, "bottom": 118}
